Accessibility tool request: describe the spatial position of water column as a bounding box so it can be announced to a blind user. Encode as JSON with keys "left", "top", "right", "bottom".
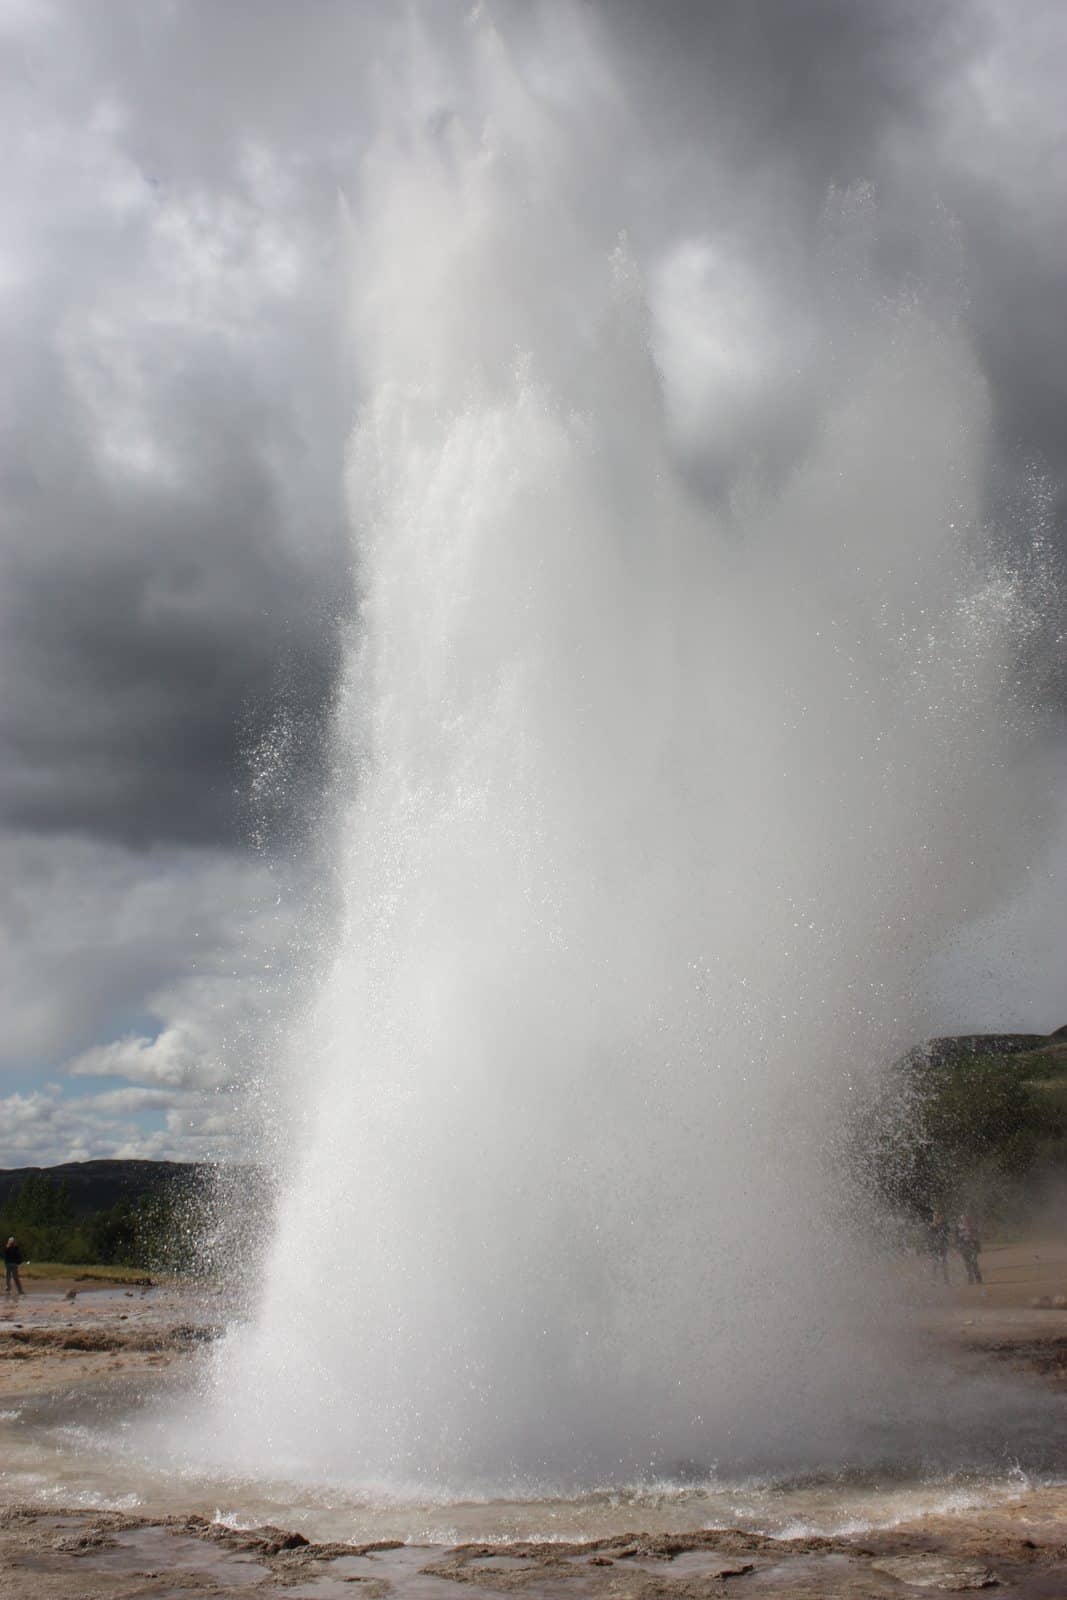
{"left": 211, "top": 11, "right": 1033, "bottom": 1493}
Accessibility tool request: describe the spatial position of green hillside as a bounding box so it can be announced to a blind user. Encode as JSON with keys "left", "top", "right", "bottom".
{"left": 856, "top": 1026, "right": 1067, "bottom": 1223}
{"left": 0, "top": 1160, "right": 266, "bottom": 1274}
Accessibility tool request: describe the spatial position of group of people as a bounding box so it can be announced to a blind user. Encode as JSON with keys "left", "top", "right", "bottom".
{"left": 928, "top": 1209, "right": 982, "bottom": 1284}
{"left": 4, "top": 1236, "right": 24, "bottom": 1296}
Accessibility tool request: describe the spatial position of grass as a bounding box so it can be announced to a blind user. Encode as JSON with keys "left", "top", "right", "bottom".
{"left": 1014, "top": 1041, "right": 1067, "bottom": 1082}
{"left": 1019, "top": 1048, "right": 1067, "bottom": 1169}
{"left": 18, "top": 1261, "right": 154, "bottom": 1283}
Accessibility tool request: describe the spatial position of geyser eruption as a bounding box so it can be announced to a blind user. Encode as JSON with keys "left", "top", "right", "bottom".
{"left": 212, "top": 15, "right": 1039, "bottom": 1492}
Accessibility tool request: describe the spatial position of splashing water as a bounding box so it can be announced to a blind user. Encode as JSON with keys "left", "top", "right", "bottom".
{"left": 203, "top": 13, "right": 1044, "bottom": 1496}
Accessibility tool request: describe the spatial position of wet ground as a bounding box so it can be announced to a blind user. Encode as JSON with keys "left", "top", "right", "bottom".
{"left": 1, "top": 1243, "right": 1065, "bottom": 1597}
{"left": 3, "top": 1493, "right": 1067, "bottom": 1599}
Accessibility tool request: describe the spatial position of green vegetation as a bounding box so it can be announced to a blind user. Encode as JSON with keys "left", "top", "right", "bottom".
{"left": 0, "top": 1169, "right": 205, "bottom": 1275}
{"left": 856, "top": 1036, "right": 1067, "bottom": 1225}
{"left": 21, "top": 1261, "right": 156, "bottom": 1283}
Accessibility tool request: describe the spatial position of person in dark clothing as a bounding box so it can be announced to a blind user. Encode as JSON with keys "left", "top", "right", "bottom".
{"left": 956, "top": 1213, "right": 983, "bottom": 1284}
{"left": 928, "top": 1210, "right": 950, "bottom": 1284}
{"left": 4, "top": 1237, "right": 24, "bottom": 1296}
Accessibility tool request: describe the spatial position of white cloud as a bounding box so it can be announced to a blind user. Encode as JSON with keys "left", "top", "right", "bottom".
{"left": 81, "top": 1086, "right": 190, "bottom": 1115}
{"left": 0, "top": 833, "right": 301, "bottom": 1071}
{"left": 0, "top": 1080, "right": 246, "bottom": 1167}
{"left": 0, "top": 830, "right": 313, "bottom": 1165}
{"left": 68, "top": 1026, "right": 216, "bottom": 1090}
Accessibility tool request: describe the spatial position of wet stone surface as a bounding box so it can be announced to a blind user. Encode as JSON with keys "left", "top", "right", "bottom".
{"left": 869, "top": 1552, "right": 1000, "bottom": 1588}
{"left": 1, "top": 1504, "right": 1065, "bottom": 1599}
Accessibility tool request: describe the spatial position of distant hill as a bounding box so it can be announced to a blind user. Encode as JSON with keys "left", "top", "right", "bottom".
{"left": 922, "top": 1033, "right": 1052, "bottom": 1064}
{"left": 0, "top": 1158, "right": 212, "bottom": 1217}
{"left": 911, "top": 1029, "right": 1067, "bottom": 1134}
{"left": 863, "top": 1025, "right": 1067, "bottom": 1220}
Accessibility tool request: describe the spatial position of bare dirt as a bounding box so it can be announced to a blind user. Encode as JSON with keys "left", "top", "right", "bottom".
{"left": 0, "top": 1242, "right": 1065, "bottom": 1599}
{"left": 916, "top": 1237, "right": 1067, "bottom": 1392}
{"left": 0, "top": 1277, "right": 221, "bottom": 1396}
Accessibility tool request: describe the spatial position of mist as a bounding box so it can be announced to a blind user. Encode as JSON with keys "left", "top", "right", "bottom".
{"left": 177, "top": 8, "right": 1063, "bottom": 1491}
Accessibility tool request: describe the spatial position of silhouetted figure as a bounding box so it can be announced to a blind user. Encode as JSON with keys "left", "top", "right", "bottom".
{"left": 956, "top": 1213, "right": 983, "bottom": 1284}
{"left": 928, "top": 1210, "right": 950, "bottom": 1283}
{"left": 4, "top": 1237, "right": 24, "bottom": 1297}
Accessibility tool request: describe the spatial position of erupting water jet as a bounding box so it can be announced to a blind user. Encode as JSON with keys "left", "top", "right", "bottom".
{"left": 205, "top": 10, "right": 1043, "bottom": 1496}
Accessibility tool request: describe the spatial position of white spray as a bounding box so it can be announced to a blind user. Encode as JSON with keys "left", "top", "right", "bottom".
{"left": 209, "top": 12, "right": 1038, "bottom": 1494}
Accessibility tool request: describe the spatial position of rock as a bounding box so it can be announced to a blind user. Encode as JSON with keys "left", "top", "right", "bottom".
{"left": 270, "top": 1530, "right": 311, "bottom": 1552}
{"left": 218, "top": 1525, "right": 312, "bottom": 1556}
{"left": 53, "top": 1529, "right": 119, "bottom": 1553}
{"left": 64, "top": 1289, "right": 77, "bottom": 1301}
{"left": 871, "top": 1553, "right": 1000, "bottom": 1589}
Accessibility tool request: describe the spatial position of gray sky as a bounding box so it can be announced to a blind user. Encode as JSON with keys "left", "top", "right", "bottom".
{"left": 1, "top": 0, "right": 1065, "bottom": 1166}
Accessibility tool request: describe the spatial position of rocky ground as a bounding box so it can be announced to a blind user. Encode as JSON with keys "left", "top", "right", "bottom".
{"left": 0, "top": 1275, "right": 222, "bottom": 1395}
{"left": 0, "top": 1242, "right": 1065, "bottom": 1598}
{"left": 2, "top": 1492, "right": 1067, "bottom": 1599}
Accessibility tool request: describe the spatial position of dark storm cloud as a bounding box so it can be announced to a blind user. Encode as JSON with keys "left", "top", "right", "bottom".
{"left": 604, "top": 0, "right": 971, "bottom": 201}
{"left": 0, "top": 368, "right": 344, "bottom": 846}
{"left": 1, "top": 0, "right": 355, "bottom": 847}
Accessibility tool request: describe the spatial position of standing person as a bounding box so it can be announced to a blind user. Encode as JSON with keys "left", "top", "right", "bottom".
{"left": 4, "top": 1237, "right": 24, "bottom": 1297}
{"left": 928, "top": 1209, "right": 950, "bottom": 1284}
{"left": 956, "top": 1213, "right": 983, "bottom": 1284}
